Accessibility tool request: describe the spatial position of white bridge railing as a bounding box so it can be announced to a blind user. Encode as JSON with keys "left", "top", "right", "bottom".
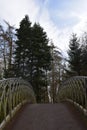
{"left": 58, "top": 76, "right": 87, "bottom": 111}
{"left": 0, "top": 78, "right": 36, "bottom": 128}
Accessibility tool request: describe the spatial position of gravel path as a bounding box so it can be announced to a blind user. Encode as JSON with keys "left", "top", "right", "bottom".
{"left": 4, "top": 103, "right": 87, "bottom": 130}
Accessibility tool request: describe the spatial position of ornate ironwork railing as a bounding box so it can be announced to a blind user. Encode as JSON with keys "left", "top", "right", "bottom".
{"left": 58, "top": 76, "right": 87, "bottom": 109}
{"left": 0, "top": 78, "right": 36, "bottom": 126}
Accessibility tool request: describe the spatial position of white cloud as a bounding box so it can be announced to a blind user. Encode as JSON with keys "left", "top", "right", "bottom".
{"left": 0, "top": 0, "right": 40, "bottom": 27}
{"left": 72, "top": 15, "right": 87, "bottom": 36}
{"left": 39, "top": 7, "right": 72, "bottom": 56}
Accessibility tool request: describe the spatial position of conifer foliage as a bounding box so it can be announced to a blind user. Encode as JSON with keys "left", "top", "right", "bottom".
{"left": 67, "top": 34, "right": 81, "bottom": 76}
{"left": 14, "top": 15, "right": 52, "bottom": 103}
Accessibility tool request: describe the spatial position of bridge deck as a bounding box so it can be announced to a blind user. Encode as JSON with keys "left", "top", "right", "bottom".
{"left": 3, "top": 103, "right": 87, "bottom": 130}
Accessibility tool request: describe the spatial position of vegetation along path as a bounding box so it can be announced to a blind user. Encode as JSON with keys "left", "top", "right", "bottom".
{"left": 4, "top": 103, "right": 87, "bottom": 130}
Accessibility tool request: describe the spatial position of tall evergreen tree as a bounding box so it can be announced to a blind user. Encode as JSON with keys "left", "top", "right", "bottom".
{"left": 14, "top": 15, "right": 32, "bottom": 78}
{"left": 14, "top": 16, "right": 52, "bottom": 103}
{"left": 67, "top": 34, "right": 81, "bottom": 76}
{"left": 31, "top": 23, "right": 52, "bottom": 102}
{"left": 80, "top": 32, "right": 87, "bottom": 75}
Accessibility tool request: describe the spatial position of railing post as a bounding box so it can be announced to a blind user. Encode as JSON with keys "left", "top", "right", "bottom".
{"left": 85, "top": 79, "right": 87, "bottom": 110}
{"left": 3, "top": 88, "right": 6, "bottom": 121}
{"left": 9, "top": 81, "right": 12, "bottom": 119}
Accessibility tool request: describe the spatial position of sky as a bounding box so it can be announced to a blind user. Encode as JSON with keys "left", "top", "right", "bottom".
{"left": 0, "top": 0, "right": 87, "bottom": 57}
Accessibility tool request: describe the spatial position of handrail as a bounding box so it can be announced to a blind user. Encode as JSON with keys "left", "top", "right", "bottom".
{"left": 0, "top": 78, "right": 36, "bottom": 126}
{"left": 58, "top": 76, "right": 87, "bottom": 109}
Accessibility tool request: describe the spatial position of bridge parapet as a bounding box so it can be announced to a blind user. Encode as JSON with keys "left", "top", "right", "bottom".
{"left": 58, "top": 76, "right": 87, "bottom": 110}
{"left": 0, "top": 78, "right": 36, "bottom": 128}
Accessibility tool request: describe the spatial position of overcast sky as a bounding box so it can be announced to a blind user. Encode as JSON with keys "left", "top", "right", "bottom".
{"left": 0, "top": 0, "right": 87, "bottom": 56}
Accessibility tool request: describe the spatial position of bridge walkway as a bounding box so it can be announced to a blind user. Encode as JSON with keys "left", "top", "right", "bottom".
{"left": 3, "top": 102, "right": 87, "bottom": 130}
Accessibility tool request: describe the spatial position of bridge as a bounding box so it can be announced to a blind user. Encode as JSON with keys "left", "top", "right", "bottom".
{"left": 0, "top": 77, "right": 87, "bottom": 130}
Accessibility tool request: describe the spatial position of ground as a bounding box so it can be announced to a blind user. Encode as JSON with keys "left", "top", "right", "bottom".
{"left": 3, "top": 102, "right": 87, "bottom": 130}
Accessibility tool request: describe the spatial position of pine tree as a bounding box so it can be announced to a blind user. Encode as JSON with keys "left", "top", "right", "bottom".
{"left": 67, "top": 34, "right": 81, "bottom": 76}
{"left": 31, "top": 23, "right": 52, "bottom": 102}
{"left": 14, "top": 16, "right": 52, "bottom": 103}
{"left": 14, "top": 15, "right": 32, "bottom": 78}
{"left": 81, "top": 32, "right": 87, "bottom": 75}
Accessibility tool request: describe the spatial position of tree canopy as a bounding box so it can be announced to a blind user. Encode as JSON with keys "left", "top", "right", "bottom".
{"left": 14, "top": 15, "right": 52, "bottom": 103}
{"left": 67, "top": 34, "right": 81, "bottom": 76}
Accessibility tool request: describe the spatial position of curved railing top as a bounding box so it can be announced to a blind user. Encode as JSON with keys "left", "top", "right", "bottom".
{"left": 0, "top": 78, "right": 33, "bottom": 88}
{"left": 59, "top": 76, "right": 87, "bottom": 90}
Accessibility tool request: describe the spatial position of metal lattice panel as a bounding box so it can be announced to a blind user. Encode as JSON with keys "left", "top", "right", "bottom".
{"left": 58, "top": 76, "right": 87, "bottom": 109}
{"left": 0, "top": 78, "right": 36, "bottom": 124}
